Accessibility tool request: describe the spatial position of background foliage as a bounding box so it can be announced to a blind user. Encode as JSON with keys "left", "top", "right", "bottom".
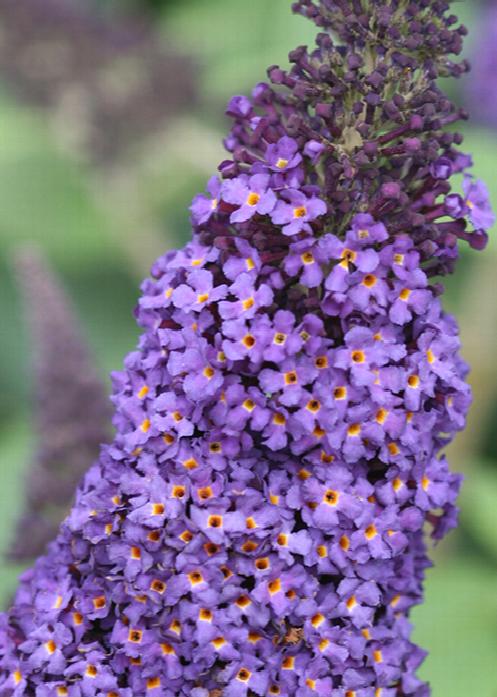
{"left": 0, "top": 1, "right": 495, "bottom": 694}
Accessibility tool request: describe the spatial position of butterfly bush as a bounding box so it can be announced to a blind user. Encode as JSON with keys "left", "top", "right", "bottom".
{"left": 0, "top": 1, "right": 494, "bottom": 696}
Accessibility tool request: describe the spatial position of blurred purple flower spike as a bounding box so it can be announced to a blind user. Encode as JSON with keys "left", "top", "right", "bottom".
{"left": 0, "top": 0, "right": 197, "bottom": 166}
{"left": 7, "top": 247, "right": 111, "bottom": 562}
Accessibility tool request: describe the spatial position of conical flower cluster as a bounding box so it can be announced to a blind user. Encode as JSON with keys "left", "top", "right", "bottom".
{"left": 0, "top": 2, "right": 493, "bottom": 696}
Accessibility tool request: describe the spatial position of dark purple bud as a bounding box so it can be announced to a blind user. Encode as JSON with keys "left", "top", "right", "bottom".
{"left": 365, "top": 93, "right": 381, "bottom": 107}
{"left": 268, "top": 65, "right": 285, "bottom": 84}
{"left": 226, "top": 95, "right": 252, "bottom": 118}
{"left": 430, "top": 157, "right": 453, "bottom": 180}
{"left": 444, "top": 193, "right": 466, "bottom": 218}
{"left": 404, "top": 137, "right": 422, "bottom": 152}
{"left": 218, "top": 159, "right": 238, "bottom": 177}
{"left": 316, "top": 102, "right": 333, "bottom": 118}
{"left": 468, "top": 229, "right": 489, "bottom": 250}
{"left": 381, "top": 182, "right": 401, "bottom": 199}
{"left": 347, "top": 53, "right": 363, "bottom": 69}
{"left": 410, "top": 114, "right": 424, "bottom": 130}
{"left": 364, "top": 141, "right": 378, "bottom": 156}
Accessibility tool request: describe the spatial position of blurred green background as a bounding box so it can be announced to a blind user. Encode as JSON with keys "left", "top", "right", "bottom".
{"left": 0, "top": 1, "right": 496, "bottom": 694}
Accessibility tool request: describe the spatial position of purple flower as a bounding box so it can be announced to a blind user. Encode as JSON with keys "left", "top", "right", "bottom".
{"left": 465, "top": 5, "right": 497, "bottom": 131}
{"left": 444, "top": 192, "right": 466, "bottom": 220}
{"left": 261, "top": 310, "right": 302, "bottom": 363}
{"left": 7, "top": 247, "right": 111, "bottom": 562}
{"left": 265, "top": 136, "right": 302, "bottom": 172}
{"left": 226, "top": 95, "right": 252, "bottom": 118}
{"left": 190, "top": 176, "right": 222, "bottom": 226}
{"left": 379, "top": 238, "right": 426, "bottom": 286}
{"left": 168, "top": 343, "right": 224, "bottom": 400}
{"left": 284, "top": 239, "right": 327, "bottom": 288}
{"left": 221, "top": 317, "right": 269, "bottom": 364}
{"left": 463, "top": 176, "right": 495, "bottom": 230}
{"left": 324, "top": 234, "right": 379, "bottom": 292}
{"left": 222, "top": 239, "right": 261, "bottom": 281}
{"left": 222, "top": 174, "right": 276, "bottom": 223}
{"left": 388, "top": 281, "right": 432, "bottom": 326}
{"left": 304, "top": 139, "right": 325, "bottom": 163}
{"left": 334, "top": 326, "right": 394, "bottom": 387}
{"left": 271, "top": 189, "right": 327, "bottom": 236}
{"left": 172, "top": 269, "right": 227, "bottom": 312}
{"left": 348, "top": 213, "right": 389, "bottom": 245}
{"left": 259, "top": 358, "right": 317, "bottom": 407}
{"left": 347, "top": 266, "right": 390, "bottom": 314}
{"left": 218, "top": 274, "right": 273, "bottom": 321}
{"left": 430, "top": 156, "right": 453, "bottom": 180}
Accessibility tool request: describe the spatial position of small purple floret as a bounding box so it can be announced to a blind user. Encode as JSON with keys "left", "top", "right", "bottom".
{"left": 271, "top": 189, "right": 327, "bottom": 236}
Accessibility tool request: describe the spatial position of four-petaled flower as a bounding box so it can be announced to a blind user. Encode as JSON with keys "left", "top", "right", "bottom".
{"left": 271, "top": 189, "right": 327, "bottom": 236}
{"left": 222, "top": 174, "right": 277, "bottom": 223}
{"left": 463, "top": 176, "right": 495, "bottom": 230}
{"left": 190, "top": 176, "right": 222, "bottom": 226}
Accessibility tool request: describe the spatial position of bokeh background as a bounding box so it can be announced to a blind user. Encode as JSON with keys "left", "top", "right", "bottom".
{"left": 0, "top": 1, "right": 496, "bottom": 694}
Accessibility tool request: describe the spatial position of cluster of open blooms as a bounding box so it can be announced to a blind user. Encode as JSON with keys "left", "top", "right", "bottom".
{"left": 0, "top": 1, "right": 494, "bottom": 696}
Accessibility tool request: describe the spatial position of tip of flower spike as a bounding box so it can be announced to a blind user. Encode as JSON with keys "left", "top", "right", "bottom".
{"left": 188, "top": 0, "right": 488, "bottom": 275}
{"left": 291, "top": 0, "right": 467, "bottom": 75}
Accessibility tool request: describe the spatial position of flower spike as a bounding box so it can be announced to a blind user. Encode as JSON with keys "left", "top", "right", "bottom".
{"left": 0, "top": 3, "right": 492, "bottom": 696}
{"left": 7, "top": 247, "right": 111, "bottom": 562}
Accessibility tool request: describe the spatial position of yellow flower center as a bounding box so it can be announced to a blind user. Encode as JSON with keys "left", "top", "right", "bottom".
{"left": 301, "top": 251, "right": 315, "bottom": 264}
{"left": 284, "top": 370, "right": 298, "bottom": 385}
{"left": 323, "top": 489, "right": 339, "bottom": 506}
{"left": 246, "top": 192, "right": 261, "bottom": 206}
{"left": 128, "top": 629, "right": 143, "bottom": 644}
{"left": 315, "top": 355, "right": 328, "bottom": 369}
{"left": 237, "top": 669, "right": 252, "bottom": 683}
{"left": 365, "top": 524, "right": 377, "bottom": 540}
{"left": 408, "top": 374, "right": 420, "bottom": 388}
{"left": 362, "top": 274, "right": 377, "bottom": 288}
{"left": 242, "top": 334, "right": 256, "bottom": 349}
{"left": 351, "top": 349, "right": 365, "bottom": 363}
